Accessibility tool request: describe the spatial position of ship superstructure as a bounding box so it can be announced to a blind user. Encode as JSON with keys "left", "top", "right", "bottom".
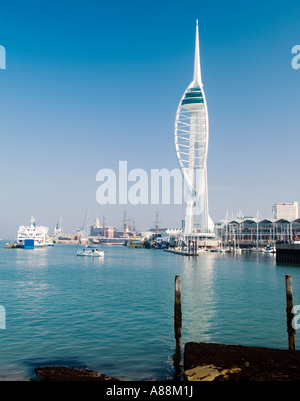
{"left": 17, "top": 217, "right": 48, "bottom": 248}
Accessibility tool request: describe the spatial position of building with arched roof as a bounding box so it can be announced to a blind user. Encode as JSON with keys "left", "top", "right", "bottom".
{"left": 216, "top": 217, "right": 299, "bottom": 247}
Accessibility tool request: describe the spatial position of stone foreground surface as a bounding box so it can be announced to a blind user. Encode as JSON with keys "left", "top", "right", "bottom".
{"left": 35, "top": 367, "right": 120, "bottom": 381}
{"left": 184, "top": 342, "right": 300, "bottom": 381}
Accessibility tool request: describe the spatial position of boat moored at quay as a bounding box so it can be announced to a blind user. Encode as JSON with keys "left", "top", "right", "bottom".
{"left": 17, "top": 217, "right": 49, "bottom": 249}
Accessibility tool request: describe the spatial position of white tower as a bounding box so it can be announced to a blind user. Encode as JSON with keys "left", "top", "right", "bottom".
{"left": 175, "top": 20, "right": 214, "bottom": 237}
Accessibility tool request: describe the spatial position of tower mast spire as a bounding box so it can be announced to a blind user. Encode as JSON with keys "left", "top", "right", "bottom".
{"left": 193, "top": 19, "right": 202, "bottom": 86}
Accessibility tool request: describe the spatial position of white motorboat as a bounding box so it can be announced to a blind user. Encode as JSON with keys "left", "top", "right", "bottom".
{"left": 250, "top": 247, "right": 266, "bottom": 253}
{"left": 77, "top": 246, "right": 104, "bottom": 257}
{"left": 264, "top": 244, "right": 276, "bottom": 254}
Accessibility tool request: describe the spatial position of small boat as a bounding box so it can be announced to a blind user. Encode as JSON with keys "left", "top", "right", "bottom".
{"left": 45, "top": 237, "right": 54, "bottom": 246}
{"left": 264, "top": 245, "right": 276, "bottom": 254}
{"left": 197, "top": 247, "right": 206, "bottom": 253}
{"left": 77, "top": 246, "right": 104, "bottom": 257}
{"left": 250, "top": 247, "right": 266, "bottom": 253}
{"left": 5, "top": 242, "right": 18, "bottom": 249}
{"left": 210, "top": 248, "right": 219, "bottom": 253}
{"left": 126, "top": 237, "right": 145, "bottom": 248}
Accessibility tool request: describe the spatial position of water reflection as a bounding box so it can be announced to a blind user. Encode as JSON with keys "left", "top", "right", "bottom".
{"left": 15, "top": 247, "right": 50, "bottom": 269}
{"left": 76, "top": 255, "right": 105, "bottom": 266}
{"left": 180, "top": 254, "right": 217, "bottom": 344}
{"left": 176, "top": 251, "right": 281, "bottom": 348}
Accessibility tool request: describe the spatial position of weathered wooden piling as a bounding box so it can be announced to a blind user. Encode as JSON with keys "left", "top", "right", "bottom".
{"left": 285, "top": 274, "right": 295, "bottom": 351}
{"left": 174, "top": 275, "right": 182, "bottom": 347}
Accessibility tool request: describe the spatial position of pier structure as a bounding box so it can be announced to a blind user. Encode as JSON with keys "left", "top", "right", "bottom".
{"left": 276, "top": 243, "right": 300, "bottom": 264}
{"left": 215, "top": 216, "right": 300, "bottom": 248}
{"left": 175, "top": 20, "right": 215, "bottom": 244}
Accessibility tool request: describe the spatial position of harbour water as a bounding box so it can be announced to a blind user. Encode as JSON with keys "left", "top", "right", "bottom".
{"left": 0, "top": 241, "right": 299, "bottom": 381}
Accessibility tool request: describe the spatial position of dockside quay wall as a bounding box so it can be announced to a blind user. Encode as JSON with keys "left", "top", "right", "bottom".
{"left": 276, "top": 243, "right": 300, "bottom": 264}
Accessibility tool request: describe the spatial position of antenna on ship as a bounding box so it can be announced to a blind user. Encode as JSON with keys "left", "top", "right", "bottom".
{"left": 123, "top": 209, "right": 128, "bottom": 237}
{"left": 155, "top": 210, "right": 160, "bottom": 235}
{"left": 84, "top": 209, "right": 89, "bottom": 235}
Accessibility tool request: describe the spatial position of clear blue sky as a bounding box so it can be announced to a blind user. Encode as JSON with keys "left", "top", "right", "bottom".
{"left": 0, "top": 0, "right": 300, "bottom": 238}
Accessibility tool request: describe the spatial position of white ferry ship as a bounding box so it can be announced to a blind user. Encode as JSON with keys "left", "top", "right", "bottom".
{"left": 17, "top": 217, "right": 49, "bottom": 248}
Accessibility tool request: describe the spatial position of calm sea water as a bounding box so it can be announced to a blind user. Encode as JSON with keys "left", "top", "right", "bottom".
{"left": 0, "top": 241, "right": 300, "bottom": 381}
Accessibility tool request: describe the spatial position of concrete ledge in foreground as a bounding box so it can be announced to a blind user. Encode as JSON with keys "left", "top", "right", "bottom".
{"left": 184, "top": 342, "right": 300, "bottom": 381}
{"left": 34, "top": 366, "right": 121, "bottom": 381}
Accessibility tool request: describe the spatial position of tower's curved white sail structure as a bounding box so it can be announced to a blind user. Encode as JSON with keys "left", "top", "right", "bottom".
{"left": 175, "top": 20, "right": 214, "bottom": 237}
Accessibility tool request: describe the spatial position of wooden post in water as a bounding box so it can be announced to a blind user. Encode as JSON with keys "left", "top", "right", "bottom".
{"left": 174, "top": 275, "right": 182, "bottom": 347}
{"left": 285, "top": 274, "right": 295, "bottom": 351}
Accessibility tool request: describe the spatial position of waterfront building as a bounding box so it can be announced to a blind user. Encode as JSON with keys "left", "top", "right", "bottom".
{"left": 89, "top": 215, "right": 135, "bottom": 245}
{"left": 216, "top": 216, "right": 300, "bottom": 246}
{"left": 93, "top": 217, "right": 100, "bottom": 228}
{"left": 174, "top": 20, "right": 214, "bottom": 238}
{"left": 90, "top": 217, "right": 116, "bottom": 238}
{"left": 273, "top": 202, "right": 298, "bottom": 220}
{"left": 90, "top": 225, "right": 115, "bottom": 238}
